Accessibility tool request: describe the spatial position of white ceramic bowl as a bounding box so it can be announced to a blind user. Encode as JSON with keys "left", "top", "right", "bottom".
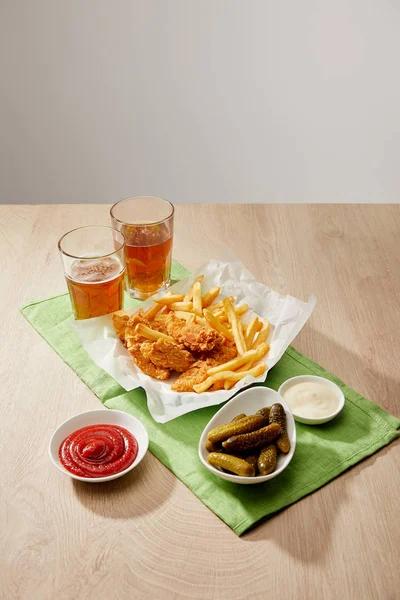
{"left": 49, "top": 409, "right": 149, "bottom": 482}
{"left": 199, "top": 386, "right": 296, "bottom": 485}
{"left": 278, "top": 375, "right": 345, "bottom": 425}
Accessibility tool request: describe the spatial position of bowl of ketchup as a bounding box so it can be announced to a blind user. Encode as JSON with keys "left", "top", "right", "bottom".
{"left": 49, "top": 409, "right": 149, "bottom": 482}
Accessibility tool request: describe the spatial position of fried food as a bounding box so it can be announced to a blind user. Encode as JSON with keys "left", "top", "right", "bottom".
{"left": 168, "top": 301, "right": 193, "bottom": 311}
{"left": 141, "top": 338, "right": 195, "bottom": 372}
{"left": 184, "top": 275, "right": 204, "bottom": 301}
{"left": 252, "top": 318, "right": 270, "bottom": 349}
{"left": 154, "top": 294, "right": 185, "bottom": 305}
{"left": 171, "top": 342, "right": 238, "bottom": 392}
{"left": 165, "top": 313, "right": 224, "bottom": 352}
{"left": 112, "top": 275, "right": 270, "bottom": 392}
{"left": 205, "top": 342, "right": 237, "bottom": 365}
{"left": 223, "top": 298, "right": 246, "bottom": 355}
{"left": 118, "top": 313, "right": 171, "bottom": 380}
{"left": 128, "top": 343, "right": 171, "bottom": 380}
{"left": 193, "top": 362, "right": 266, "bottom": 394}
{"left": 143, "top": 301, "right": 164, "bottom": 320}
{"left": 202, "top": 286, "right": 220, "bottom": 308}
{"left": 223, "top": 342, "right": 270, "bottom": 390}
{"left": 192, "top": 280, "right": 203, "bottom": 317}
{"left": 244, "top": 316, "right": 262, "bottom": 350}
{"left": 135, "top": 322, "right": 176, "bottom": 343}
{"left": 112, "top": 311, "right": 129, "bottom": 344}
{"left": 206, "top": 348, "right": 259, "bottom": 375}
{"left": 234, "top": 304, "right": 248, "bottom": 316}
{"left": 171, "top": 360, "right": 213, "bottom": 392}
{"left": 203, "top": 309, "right": 234, "bottom": 342}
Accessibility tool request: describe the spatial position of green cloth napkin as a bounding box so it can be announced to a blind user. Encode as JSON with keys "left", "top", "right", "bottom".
{"left": 21, "top": 260, "right": 400, "bottom": 536}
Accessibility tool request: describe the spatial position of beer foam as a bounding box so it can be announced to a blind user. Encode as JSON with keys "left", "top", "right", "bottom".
{"left": 70, "top": 256, "right": 123, "bottom": 283}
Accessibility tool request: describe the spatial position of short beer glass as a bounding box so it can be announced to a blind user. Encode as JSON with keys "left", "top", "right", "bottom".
{"left": 58, "top": 226, "right": 125, "bottom": 319}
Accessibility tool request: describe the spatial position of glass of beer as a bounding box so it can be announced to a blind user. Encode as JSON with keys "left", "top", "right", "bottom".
{"left": 58, "top": 226, "right": 125, "bottom": 319}
{"left": 110, "top": 196, "right": 174, "bottom": 299}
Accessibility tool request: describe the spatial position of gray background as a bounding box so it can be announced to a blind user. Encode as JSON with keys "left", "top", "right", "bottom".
{"left": 1, "top": 0, "right": 399, "bottom": 205}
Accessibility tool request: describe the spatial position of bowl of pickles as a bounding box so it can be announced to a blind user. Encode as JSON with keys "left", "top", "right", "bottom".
{"left": 198, "top": 386, "right": 296, "bottom": 484}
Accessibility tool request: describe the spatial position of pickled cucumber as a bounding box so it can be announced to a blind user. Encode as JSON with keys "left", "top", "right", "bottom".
{"left": 206, "top": 440, "right": 223, "bottom": 453}
{"left": 269, "top": 403, "right": 291, "bottom": 454}
{"left": 207, "top": 414, "right": 266, "bottom": 444}
{"left": 244, "top": 454, "right": 259, "bottom": 474}
{"left": 256, "top": 406, "right": 271, "bottom": 420}
{"left": 257, "top": 444, "right": 277, "bottom": 475}
{"left": 231, "top": 413, "right": 247, "bottom": 422}
{"left": 207, "top": 452, "right": 255, "bottom": 477}
{"left": 222, "top": 423, "right": 281, "bottom": 453}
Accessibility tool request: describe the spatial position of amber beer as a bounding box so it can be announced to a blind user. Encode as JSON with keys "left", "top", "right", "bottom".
{"left": 59, "top": 226, "right": 126, "bottom": 320}
{"left": 66, "top": 256, "right": 125, "bottom": 320}
{"left": 124, "top": 223, "right": 173, "bottom": 296}
{"left": 110, "top": 197, "right": 174, "bottom": 299}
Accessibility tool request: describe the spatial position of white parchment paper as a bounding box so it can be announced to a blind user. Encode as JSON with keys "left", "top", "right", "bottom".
{"left": 71, "top": 258, "right": 316, "bottom": 423}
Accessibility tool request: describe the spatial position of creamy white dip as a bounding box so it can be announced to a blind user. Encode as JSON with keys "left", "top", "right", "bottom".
{"left": 282, "top": 381, "right": 340, "bottom": 419}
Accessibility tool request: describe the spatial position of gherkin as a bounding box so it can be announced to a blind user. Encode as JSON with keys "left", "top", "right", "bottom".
{"left": 231, "top": 413, "right": 247, "bottom": 422}
{"left": 222, "top": 423, "right": 281, "bottom": 453}
{"left": 207, "top": 452, "right": 255, "bottom": 477}
{"left": 207, "top": 414, "right": 266, "bottom": 444}
{"left": 258, "top": 444, "right": 277, "bottom": 475}
{"left": 269, "top": 403, "right": 291, "bottom": 454}
{"left": 256, "top": 406, "right": 271, "bottom": 420}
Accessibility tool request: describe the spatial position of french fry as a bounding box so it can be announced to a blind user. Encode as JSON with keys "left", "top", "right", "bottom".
{"left": 143, "top": 302, "right": 163, "bottom": 320}
{"left": 244, "top": 316, "right": 261, "bottom": 349}
{"left": 208, "top": 296, "right": 234, "bottom": 312}
{"left": 212, "top": 309, "right": 225, "bottom": 320}
{"left": 208, "top": 301, "right": 224, "bottom": 313}
{"left": 154, "top": 294, "right": 185, "bottom": 305}
{"left": 173, "top": 311, "right": 193, "bottom": 321}
{"left": 143, "top": 291, "right": 174, "bottom": 319}
{"left": 252, "top": 318, "right": 271, "bottom": 349}
{"left": 234, "top": 303, "right": 248, "bottom": 316}
{"left": 135, "top": 323, "right": 175, "bottom": 343}
{"left": 238, "top": 319, "right": 245, "bottom": 344}
{"left": 193, "top": 362, "right": 266, "bottom": 394}
{"left": 184, "top": 275, "right": 204, "bottom": 302}
{"left": 193, "top": 280, "right": 203, "bottom": 317}
{"left": 223, "top": 298, "right": 246, "bottom": 354}
{"left": 159, "top": 305, "right": 170, "bottom": 314}
{"left": 224, "top": 343, "right": 269, "bottom": 389}
{"left": 207, "top": 349, "right": 259, "bottom": 375}
{"left": 203, "top": 309, "right": 234, "bottom": 342}
{"left": 169, "top": 301, "right": 193, "bottom": 311}
{"left": 202, "top": 286, "right": 220, "bottom": 308}
{"left": 224, "top": 366, "right": 247, "bottom": 390}
{"left": 188, "top": 314, "right": 196, "bottom": 325}
{"left": 195, "top": 315, "right": 212, "bottom": 328}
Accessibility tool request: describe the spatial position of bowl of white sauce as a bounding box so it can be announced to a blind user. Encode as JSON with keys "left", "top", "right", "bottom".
{"left": 278, "top": 375, "right": 345, "bottom": 425}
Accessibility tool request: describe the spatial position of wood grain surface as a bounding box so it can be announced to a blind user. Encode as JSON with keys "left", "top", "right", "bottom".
{"left": 1, "top": 204, "right": 399, "bottom": 600}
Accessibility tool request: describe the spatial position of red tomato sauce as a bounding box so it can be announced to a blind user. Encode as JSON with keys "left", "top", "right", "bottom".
{"left": 59, "top": 424, "right": 138, "bottom": 478}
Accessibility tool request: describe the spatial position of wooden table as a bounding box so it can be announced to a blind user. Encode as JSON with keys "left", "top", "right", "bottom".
{"left": 1, "top": 204, "right": 399, "bottom": 600}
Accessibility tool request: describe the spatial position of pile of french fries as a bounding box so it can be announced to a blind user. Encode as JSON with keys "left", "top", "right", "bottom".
{"left": 135, "top": 275, "right": 270, "bottom": 394}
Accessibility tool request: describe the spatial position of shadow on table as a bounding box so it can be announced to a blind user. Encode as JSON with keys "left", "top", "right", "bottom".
{"left": 240, "top": 441, "right": 347, "bottom": 563}
{"left": 72, "top": 452, "right": 175, "bottom": 519}
{"left": 244, "top": 437, "right": 398, "bottom": 564}
{"left": 241, "top": 329, "right": 399, "bottom": 562}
